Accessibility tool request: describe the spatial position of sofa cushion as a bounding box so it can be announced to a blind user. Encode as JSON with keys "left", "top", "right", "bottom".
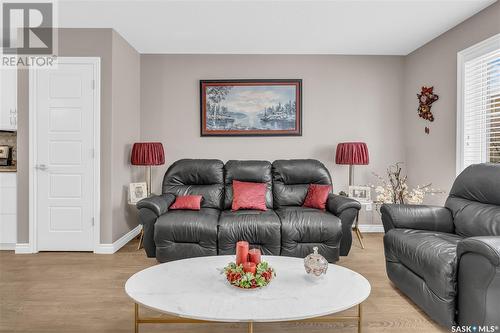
{"left": 162, "top": 159, "right": 224, "bottom": 209}
{"left": 272, "top": 159, "right": 332, "bottom": 208}
{"left": 218, "top": 210, "right": 281, "bottom": 255}
{"left": 169, "top": 195, "right": 202, "bottom": 210}
{"left": 303, "top": 184, "right": 331, "bottom": 210}
{"left": 446, "top": 197, "right": 500, "bottom": 237}
{"left": 231, "top": 180, "right": 267, "bottom": 211}
{"left": 154, "top": 208, "right": 219, "bottom": 256}
{"left": 448, "top": 163, "right": 500, "bottom": 206}
{"left": 445, "top": 163, "right": 500, "bottom": 237}
{"left": 224, "top": 160, "right": 273, "bottom": 209}
{"left": 384, "top": 229, "right": 462, "bottom": 300}
{"left": 277, "top": 206, "right": 342, "bottom": 262}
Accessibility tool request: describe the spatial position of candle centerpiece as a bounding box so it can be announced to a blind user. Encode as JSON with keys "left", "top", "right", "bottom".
{"left": 248, "top": 248, "right": 261, "bottom": 264}
{"left": 235, "top": 241, "right": 249, "bottom": 266}
{"left": 224, "top": 245, "right": 275, "bottom": 289}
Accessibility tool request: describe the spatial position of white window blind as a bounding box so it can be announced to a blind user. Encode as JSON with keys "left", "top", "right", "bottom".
{"left": 457, "top": 34, "right": 500, "bottom": 173}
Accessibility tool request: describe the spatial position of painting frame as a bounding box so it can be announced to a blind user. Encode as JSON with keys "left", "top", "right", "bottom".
{"left": 200, "top": 79, "right": 302, "bottom": 137}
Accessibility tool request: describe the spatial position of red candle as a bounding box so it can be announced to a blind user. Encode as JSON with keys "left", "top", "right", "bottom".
{"left": 242, "top": 262, "right": 256, "bottom": 275}
{"left": 248, "top": 248, "right": 261, "bottom": 264}
{"left": 235, "top": 241, "right": 249, "bottom": 266}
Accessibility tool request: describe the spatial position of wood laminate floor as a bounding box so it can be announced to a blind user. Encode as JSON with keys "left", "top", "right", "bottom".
{"left": 0, "top": 233, "right": 447, "bottom": 333}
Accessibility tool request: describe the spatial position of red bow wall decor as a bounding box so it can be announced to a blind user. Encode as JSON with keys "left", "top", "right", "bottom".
{"left": 417, "top": 86, "right": 439, "bottom": 134}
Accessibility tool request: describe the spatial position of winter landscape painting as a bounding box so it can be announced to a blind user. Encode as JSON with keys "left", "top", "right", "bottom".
{"left": 200, "top": 80, "right": 302, "bottom": 136}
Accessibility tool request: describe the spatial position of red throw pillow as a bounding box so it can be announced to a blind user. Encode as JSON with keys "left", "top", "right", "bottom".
{"left": 232, "top": 180, "right": 267, "bottom": 211}
{"left": 170, "top": 195, "right": 202, "bottom": 210}
{"left": 303, "top": 184, "right": 331, "bottom": 210}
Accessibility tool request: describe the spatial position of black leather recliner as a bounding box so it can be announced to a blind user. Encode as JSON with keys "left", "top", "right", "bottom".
{"left": 381, "top": 163, "right": 500, "bottom": 327}
{"left": 137, "top": 159, "right": 361, "bottom": 263}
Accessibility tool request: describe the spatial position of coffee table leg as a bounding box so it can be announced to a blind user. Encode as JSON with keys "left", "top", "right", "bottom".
{"left": 358, "top": 303, "right": 363, "bottom": 333}
{"left": 248, "top": 321, "right": 253, "bottom": 333}
{"left": 134, "top": 303, "right": 139, "bottom": 333}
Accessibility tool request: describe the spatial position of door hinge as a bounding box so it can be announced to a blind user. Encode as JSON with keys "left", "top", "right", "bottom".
{"left": 91, "top": 217, "right": 95, "bottom": 226}
{"left": 91, "top": 148, "right": 95, "bottom": 158}
{"left": 91, "top": 80, "right": 95, "bottom": 90}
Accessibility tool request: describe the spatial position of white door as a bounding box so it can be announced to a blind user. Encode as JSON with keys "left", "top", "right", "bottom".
{"left": 31, "top": 58, "right": 99, "bottom": 251}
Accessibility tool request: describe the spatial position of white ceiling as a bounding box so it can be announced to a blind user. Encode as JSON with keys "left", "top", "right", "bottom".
{"left": 57, "top": 0, "right": 497, "bottom": 55}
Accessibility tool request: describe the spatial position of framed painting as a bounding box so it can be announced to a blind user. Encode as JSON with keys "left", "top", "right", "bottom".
{"left": 200, "top": 79, "right": 302, "bottom": 136}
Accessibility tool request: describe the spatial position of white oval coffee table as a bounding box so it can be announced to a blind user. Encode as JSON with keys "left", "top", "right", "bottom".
{"left": 125, "top": 255, "right": 370, "bottom": 333}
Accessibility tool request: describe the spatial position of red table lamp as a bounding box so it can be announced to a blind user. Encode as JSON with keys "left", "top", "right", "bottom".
{"left": 131, "top": 142, "right": 165, "bottom": 196}
{"left": 335, "top": 142, "right": 369, "bottom": 186}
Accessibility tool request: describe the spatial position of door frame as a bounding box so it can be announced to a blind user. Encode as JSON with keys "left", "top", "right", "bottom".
{"left": 29, "top": 57, "right": 101, "bottom": 253}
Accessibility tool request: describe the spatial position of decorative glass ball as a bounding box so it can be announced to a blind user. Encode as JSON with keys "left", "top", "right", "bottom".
{"left": 304, "top": 246, "right": 328, "bottom": 278}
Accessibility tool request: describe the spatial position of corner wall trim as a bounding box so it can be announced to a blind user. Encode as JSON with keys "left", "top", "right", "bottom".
{"left": 358, "top": 224, "right": 384, "bottom": 233}
{"left": 94, "top": 225, "right": 142, "bottom": 254}
{"left": 15, "top": 243, "right": 33, "bottom": 254}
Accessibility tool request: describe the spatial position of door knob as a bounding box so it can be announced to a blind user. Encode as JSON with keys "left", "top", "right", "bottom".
{"left": 35, "top": 164, "right": 48, "bottom": 171}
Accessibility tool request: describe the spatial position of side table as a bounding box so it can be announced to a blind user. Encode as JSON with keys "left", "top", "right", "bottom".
{"left": 353, "top": 201, "right": 375, "bottom": 249}
{"left": 128, "top": 200, "right": 144, "bottom": 250}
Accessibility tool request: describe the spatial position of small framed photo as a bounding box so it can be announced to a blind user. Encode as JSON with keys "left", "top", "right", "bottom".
{"left": 348, "top": 186, "right": 372, "bottom": 203}
{"left": 129, "top": 182, "right": 148, "bottom": 204}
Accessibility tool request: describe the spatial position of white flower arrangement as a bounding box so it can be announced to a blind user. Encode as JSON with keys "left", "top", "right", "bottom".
{"left": 372, "top": 162, "right": 444, "bottom": 205}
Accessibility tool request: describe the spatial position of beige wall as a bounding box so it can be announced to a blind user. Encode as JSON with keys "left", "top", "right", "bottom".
{"left": 140, "top": 55, "right": 406, "bottom": 195}
{"left": 14, "top": 2, "right": 499, "bottom": 245}
{"left": 402, "top": 2, "right": 500, "bottom": 205}
{"left": 17, "top": 28, "right": 141, "bottom": 244}
{"left": 110, "top": 31, "right": 141, "bottom": 242}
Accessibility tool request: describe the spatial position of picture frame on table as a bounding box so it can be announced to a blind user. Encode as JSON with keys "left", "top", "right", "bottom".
{"left": 348, "top": 185, "right": 372, "bottom": 203}
{"left": 129, "top": 182, "right": 148, "bottom": 204}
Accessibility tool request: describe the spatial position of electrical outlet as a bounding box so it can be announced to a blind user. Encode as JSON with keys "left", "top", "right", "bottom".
{"left": 365, "top": 204, "right": 373, "bottom": 211}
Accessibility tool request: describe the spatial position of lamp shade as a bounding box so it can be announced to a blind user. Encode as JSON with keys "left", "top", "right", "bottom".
{"left": 131, "top": 142, "right": 165, "bottom": 166}
{"left": 335, "top": 142, "right": 369, "bottom": 165}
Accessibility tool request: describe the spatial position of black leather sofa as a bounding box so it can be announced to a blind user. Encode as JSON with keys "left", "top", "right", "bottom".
{"left": 381, "top": 163, "right": 500, "bottom": 327}
{"left": 137, "top": 159, "right": 361, "bottom": 263}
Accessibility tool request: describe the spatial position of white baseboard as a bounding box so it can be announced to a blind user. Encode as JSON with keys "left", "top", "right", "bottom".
{"left": 94, "top": 224, "right": 142, "bottom": 254}
{"left": 0, "top": 243, "right": 16, "bottom": 251}
{"left": 15, "top": 243, "right": 33, "bottom": 254}
{"left": 358, "top": 224, "right": 384, "bottom": 233}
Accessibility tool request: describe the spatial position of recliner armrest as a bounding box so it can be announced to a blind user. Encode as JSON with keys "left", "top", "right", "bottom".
{"left": 380, "top": 204, "right": 454, "bottom": 233}
{"left": 137, "top": 193, "right": 176, "bottom": 217}
{"left": 458, "top": 237, "right": 500, "bottom": 266}
{"left": 326, "top": 194, "right": 361, "bottom": 256}
{"left": 326, "top": 194, "right": 361, "bottom": 216}
{"left": 457, "top": 236, "right": 500, "bottom": 325}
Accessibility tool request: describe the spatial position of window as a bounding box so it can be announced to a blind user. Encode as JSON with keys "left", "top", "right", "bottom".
{"left": 457, "top": 34, "right": 500, "bottom": 173}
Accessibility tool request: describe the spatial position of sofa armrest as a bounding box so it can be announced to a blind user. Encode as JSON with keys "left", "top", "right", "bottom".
{"left": 458, "top": 237, "right": 500, "bottom": 266}
{"left": 456, "top": 236, "right": 500, "bottom": 325}
{"left": 380, "top": 204, "right": 454, "bottom": 233}
{"left": 137, "top": 193, "right": 176, "bottom": 217}
{"left": 136, "top": 194, "right": 175, "bottom": 258}
{"left": 327, "top": 194, "right": 361, "bottom": 256}
{"left": 327, "top": 194, "right": 361, "bottom": 216}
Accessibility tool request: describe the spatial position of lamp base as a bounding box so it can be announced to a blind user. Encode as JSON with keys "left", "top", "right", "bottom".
{"left": 349, "top": 164, "right": 354, "bottom": 186}
{"left": 146, "top": 165, "right": 152, "bottom": 196}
